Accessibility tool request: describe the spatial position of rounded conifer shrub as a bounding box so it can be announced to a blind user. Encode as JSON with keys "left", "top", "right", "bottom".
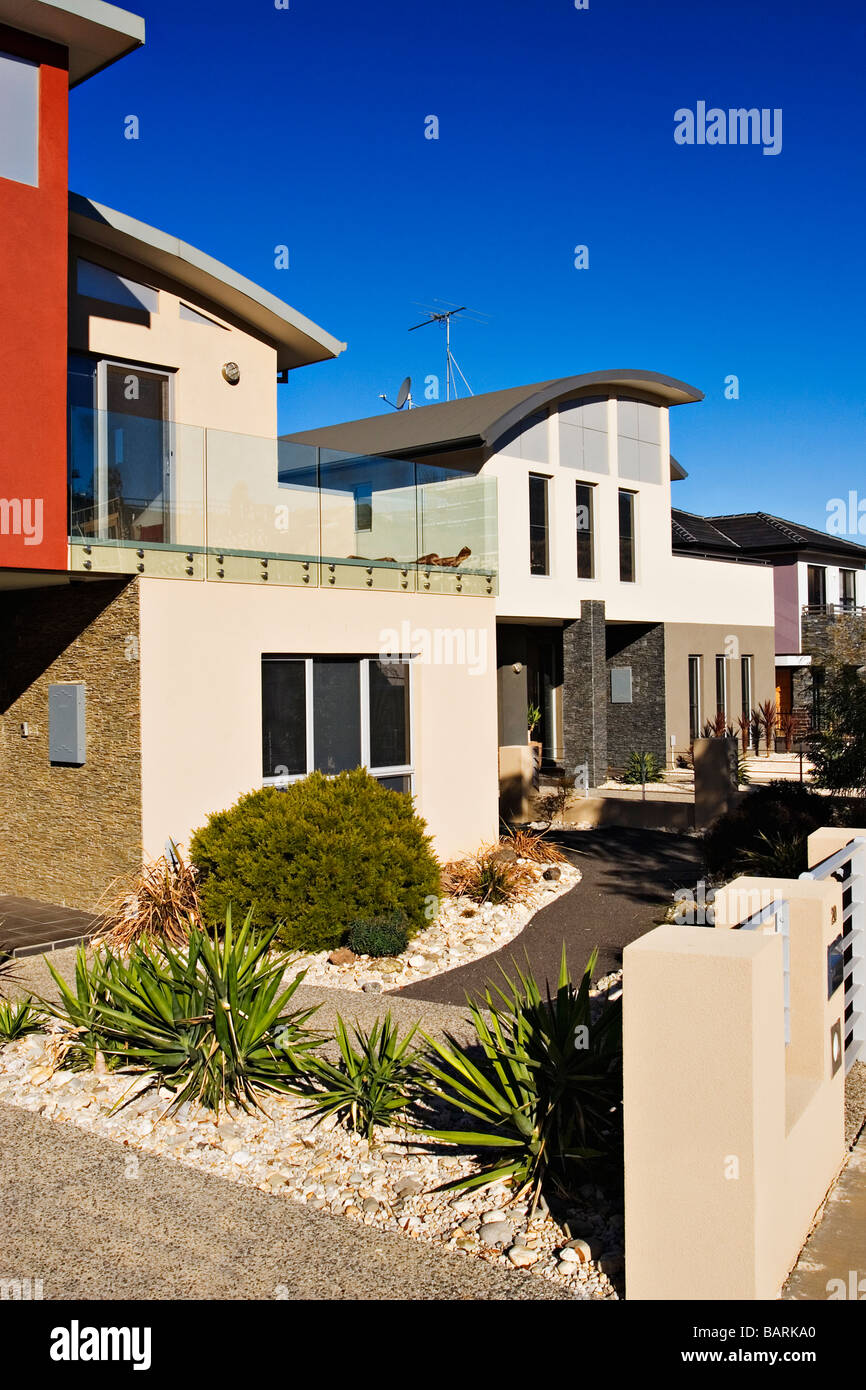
{"left": 189, "top": 770, "right": 441, "bottom": 953}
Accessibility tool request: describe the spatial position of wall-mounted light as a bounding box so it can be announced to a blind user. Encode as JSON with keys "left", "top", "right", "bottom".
{"left": 512, "top": 662, "right": 523, "bottom": 674}
{"left": 222, "top": 361, "right": 241, "bottom": 385}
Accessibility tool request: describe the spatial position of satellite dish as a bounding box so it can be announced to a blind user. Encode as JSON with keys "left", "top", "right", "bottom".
{"left": 378, "top": 376, "right": 414, "bottom": 410}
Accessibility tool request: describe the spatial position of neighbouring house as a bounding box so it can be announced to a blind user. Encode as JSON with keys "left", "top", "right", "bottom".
{"left": 0, "top": 0, "right": 500, "bottom": 910}
{"left": 285, "top": 379, "right": 778, "bottom": 789}
{"left": 672, "top": 511, "right": 866, "bottom": 734}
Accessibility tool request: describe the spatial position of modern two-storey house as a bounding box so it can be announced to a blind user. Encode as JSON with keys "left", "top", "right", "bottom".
{"left": 672, "top": 512, "right": 866, "bottom": 732}
{"left": 0, "top": 0, "right": 500, "bottom": 910}
{"left": 286, "top": 382, "right": 778, "bottom": 787}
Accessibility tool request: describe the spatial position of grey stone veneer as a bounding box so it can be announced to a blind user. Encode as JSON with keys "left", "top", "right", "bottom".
{"left": 605, "top": 621, "right": 667, "bottom": 772}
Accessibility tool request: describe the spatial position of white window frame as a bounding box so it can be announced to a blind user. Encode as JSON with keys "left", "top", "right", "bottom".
{"left": 688, "top": 655, "right": 702, "bottom": 741}
{"left": 262, "top": 655, "right": 415, "bottom": 792}
{"left": 741, "top": 654, "right": 753, "bottom": 716}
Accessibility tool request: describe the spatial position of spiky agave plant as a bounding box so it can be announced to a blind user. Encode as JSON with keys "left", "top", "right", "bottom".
{"left": 46, "top": 909, "right": 321, "bottom": 1113}
{"left": 289, "top": 1013, "right": 420, "bottom": 1142}
{"left": 415, "top": 946, "right": 621, "bottom": 1209}
{"left": 0, "top": 996, "right": 46, "bottom": 1042}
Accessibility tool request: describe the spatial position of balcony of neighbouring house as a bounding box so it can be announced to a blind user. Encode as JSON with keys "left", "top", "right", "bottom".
{"left": 67, "top": 408, "right": 498, "bottom": 595}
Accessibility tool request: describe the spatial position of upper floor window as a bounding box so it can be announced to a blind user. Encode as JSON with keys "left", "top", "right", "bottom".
{"left": 576, "top": 482, "right": 595, "bottom": 579}
{"left": 529, "top": 473, "right": 550, "bottom": 575}
{"left": 840, "top": 569, "right": 857, "bottom": 611}
{"left": 617, "top": 399, "right": 662, "bottom": 485}
{"left": 618, "top": 489, "right": 636, "bottom": 582}
{"left": 76, "top": 259, "right": 159, "bottom": 315}
{"left": 688, "top": 655, "right": 702, "bottom": 742}
{"left": 807, "top": 565, "right": 826, "bottom": 610}
{"left": 0, "top": 52, "right": 38, "bottom": 187}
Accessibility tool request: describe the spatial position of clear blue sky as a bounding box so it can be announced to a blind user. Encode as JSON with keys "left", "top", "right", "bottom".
{"left": 69, "top": 0, "right": 865, "bottom": 528}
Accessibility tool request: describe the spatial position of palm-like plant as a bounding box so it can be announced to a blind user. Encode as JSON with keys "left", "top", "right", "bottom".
{"left": 289, "top": 1013, "right": 420, "bottom": 1141}
{"left": 45, "top": 909, "right": 321, "bottom": 1114}
{"left": 415, "top": 947, "right": 621, "bottom": 1210}
{"left": 0, "top": 996, "right": 46, "bottom": 1042}
{"left": 758, "top": 698, "right": 778, "bottom": 754}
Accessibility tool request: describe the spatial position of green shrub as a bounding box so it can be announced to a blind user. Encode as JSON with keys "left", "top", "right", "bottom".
{"left": 739, "top": 830, "right": 809, "bottom": 878}
{"left": 346, "top": 913, "right": 408, "bottom": 958}
{"left": 415, "top": 946, "right": 622, "bottom": 1210}
{"left": 702, "top": 781, "right": 831, "bottom": 878}
{"left": 45, "top": 911, "right": 320, "bottom": 1114}
{"left": 189, "top": 771, "right": 440, "bottom": 952}
{"left": 289, "top": 1013, "right": 420, "bottom": 1141}
{"left": 0, "top": 996, "right": 46, "bottom": 1043}
{"left": 621, "top": 751, "right": 665, "bottom": 784}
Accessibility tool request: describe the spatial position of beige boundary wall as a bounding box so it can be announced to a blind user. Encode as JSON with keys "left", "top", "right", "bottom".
{"left": 138, "top": 577, "right": 499, "bottom": 865}
{"left": 623, "top": 837, "right": 858, "bottom": 1300}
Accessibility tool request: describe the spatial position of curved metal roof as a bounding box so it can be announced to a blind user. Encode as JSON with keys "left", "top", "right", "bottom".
{"left": 69, "top": 193, "right": 347, "bottom": 372}
{"left": 284, "top": 370, "right": 702, "bottom": 457}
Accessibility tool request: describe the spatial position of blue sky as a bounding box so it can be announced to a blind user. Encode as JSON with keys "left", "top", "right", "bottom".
{"left": 69, "top": 0, "right": 865, "bottom": 529}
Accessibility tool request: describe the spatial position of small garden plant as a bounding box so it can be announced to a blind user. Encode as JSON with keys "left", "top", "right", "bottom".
{"left": 0, "top": 996, "right": 45, "bottom": 1043}
{"left": 346, "top": 914, "right": 409, "bottom": 958}
{"left": 289, "top": 1013, "right": 420, "bottom": 1142}
{"left": 190, "top": 770, "right": 440, "bottom": 952}
{"left": 44, "top": 909, "right": 320, "bottom": 1114}
{"left": 414, "top": 946, "right": 622, "bottom": 1210}
{"left": 621, "top": 751, "right": 664, "bottom": 785}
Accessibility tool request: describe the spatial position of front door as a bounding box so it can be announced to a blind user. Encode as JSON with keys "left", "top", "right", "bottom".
{"left": 96, "top": 362, "right": 173, "bottom": 543}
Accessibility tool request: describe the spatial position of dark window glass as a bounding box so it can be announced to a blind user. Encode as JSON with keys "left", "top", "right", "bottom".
{"left": 807, "top": 565, "right": 826, "bottom": 609}
{"left": 741, "top": 655, "right": 753, "bottom": 717}
{"left": 840, "top": 569, "right": 856, "bottom": 611}
{"left": 715, "top": 656, "right": 727, "bottom": 717}
{"left": 262, "top": 661, "right": 306, "bottom": 777}
{"left": 313, "top": 660, "right": 361, "bottom": 773}
{"left": 369, "top": 660, "right": 410, "bottom": 768}
{"left": 377, "top": 775, "right": 411, "bottom": 795}
{"left": 576, "top": 483, "right": 595, "bottom": 579}
{"left": 618, "top": 490, "right": 635, "bottom": 582}
{"left": 688, "top": 656, "right": 701, "bottom": 741}
{"left": 529, "top": 474, "right": 549, "bottom": 575}
{"left": 355, "top": 483, "right": 373, "bottom": 532}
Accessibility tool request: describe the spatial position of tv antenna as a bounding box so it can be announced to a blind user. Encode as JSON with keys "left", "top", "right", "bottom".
{"left": 408, "top": 300, "right": 488, "bottom": 402}
{"left": 379, "top": 375, "right": 413, "bottom": 410}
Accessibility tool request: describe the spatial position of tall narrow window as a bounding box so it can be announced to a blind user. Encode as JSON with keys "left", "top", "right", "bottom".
{"left": 740, "top": 655, "right": 753, "bottom": 718}
{"left": 688, "top": 656, "right": 702, "bottom": 742}
{"left": 840, "top": 569, "right": 857, "bottom": 612}
{"left": 618, "top": 489, "right": 636, "bottom": 582}
{"left": 715, "top": 655, "right": 727, "bottom": 719}
{"left": 576, "top": 482, "right": 595, "bottom": 579}
{"left": 529, "top": 474, "right": 549, "bottom": 575}
{"left": 354, "top": 482, "right": 373, "bottom": 532}
{"left": 807, "top": 565, "right": 826, "bottom": 610}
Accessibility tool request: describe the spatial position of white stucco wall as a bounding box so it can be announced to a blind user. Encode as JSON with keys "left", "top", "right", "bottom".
{"left": 486, "top": 397, "right": 775, "bottom": 628}
{"left": 137, "top": 577, "right": 499, "bottom": 866}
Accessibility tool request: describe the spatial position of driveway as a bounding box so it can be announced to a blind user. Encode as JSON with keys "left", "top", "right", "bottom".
{"left": 400, "top": 827, "right": 703, "bottom": 1004}
{"left": 0, "top": 1102, "right": 570, "bottom": 1301}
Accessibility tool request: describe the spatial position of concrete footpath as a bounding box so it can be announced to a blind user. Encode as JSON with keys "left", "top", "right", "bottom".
{"left": 0, "top": 1102, "right": 572, "bottom": 1301}
{"left": 783, "top": 1133, "right": 866, "bottom": 1301}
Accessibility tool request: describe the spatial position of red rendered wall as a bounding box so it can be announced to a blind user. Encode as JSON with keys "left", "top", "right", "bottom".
{"left": 0, "top": 24, "right": 68, "bottom": 571}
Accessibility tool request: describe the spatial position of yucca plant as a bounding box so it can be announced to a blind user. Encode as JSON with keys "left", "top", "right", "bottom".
{"left": 0, "top": 996, "right": 46, "bottom": 1042}
{"left": 45, "top": 910, "right": 321, "bottom": 1114}
{"left": 289, "top": 1013, "right": 420, "bottom": 1142}
{"left": 44, "top": 944, "right": 121, "bottom": 1071}
{"left": 621, "top": 750, "right": 664, "bottom": 784}
{"left": 738, "top": 830, "right": 807, "bottom": 879}
{"left": 414, "top": 946, "right": 621, "bottom": 1210}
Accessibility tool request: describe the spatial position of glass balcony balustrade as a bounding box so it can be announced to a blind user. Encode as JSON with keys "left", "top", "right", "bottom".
{"left": 67, "top": 408, "right": 498, "bottom": 594}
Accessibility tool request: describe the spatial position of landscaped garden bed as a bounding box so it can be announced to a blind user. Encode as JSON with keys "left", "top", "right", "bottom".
{"left": 0, "top": 1023, "right": 620, "bottom": 1298}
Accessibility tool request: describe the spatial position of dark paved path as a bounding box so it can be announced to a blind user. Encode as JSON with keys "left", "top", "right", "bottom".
{"left": 0, "top": 1103, "right": 571, "bottom": 1301}
{"left": 400, "top": 828, "right": 703, "bottom": 1005}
